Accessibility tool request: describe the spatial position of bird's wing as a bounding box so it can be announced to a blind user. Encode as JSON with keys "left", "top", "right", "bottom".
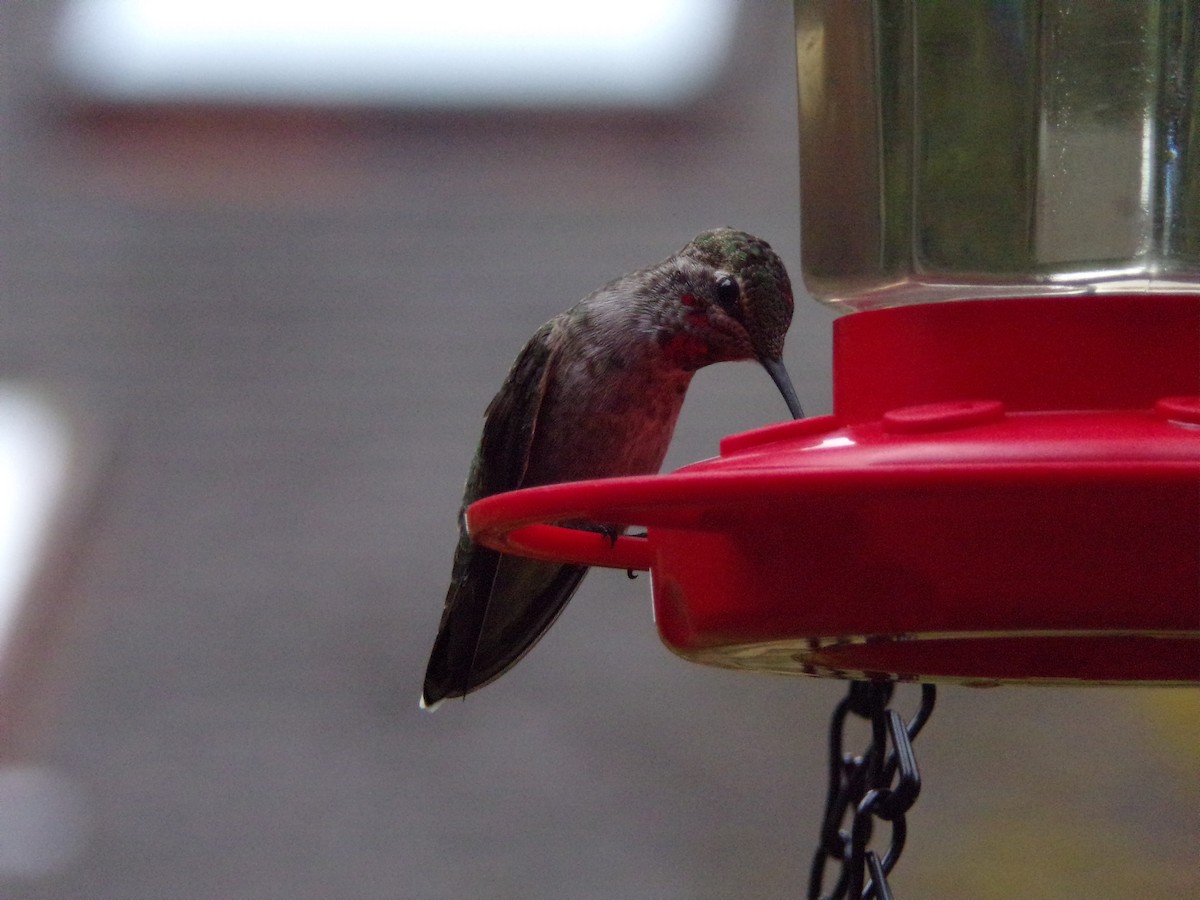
{"left": 474, "top": 321, "right": 556, "bottom": 497}
{"left": 422, "top": 322, "right": 588, "bottom": 706}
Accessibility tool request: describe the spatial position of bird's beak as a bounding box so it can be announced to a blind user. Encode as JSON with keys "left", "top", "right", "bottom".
{"left": 760, "top": 357, "right": 804, "bottom": 420}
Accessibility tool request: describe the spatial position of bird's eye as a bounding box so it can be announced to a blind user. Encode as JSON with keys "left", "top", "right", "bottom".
{"left": 714, "top": 275, "right": 740, "bottom": 316}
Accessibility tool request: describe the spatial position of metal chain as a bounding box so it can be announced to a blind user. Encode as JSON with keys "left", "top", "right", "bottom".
{"left": 807, "top": 681, "right": 937, "bottom": 900}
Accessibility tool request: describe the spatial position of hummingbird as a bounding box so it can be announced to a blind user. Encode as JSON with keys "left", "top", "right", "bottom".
{"left": 421, "top": 228, "right": 803, "bottom": 709}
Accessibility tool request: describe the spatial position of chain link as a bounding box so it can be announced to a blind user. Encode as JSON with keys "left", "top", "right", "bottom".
{"left": 807, "top": 681, "right": 937, "bottom": 899}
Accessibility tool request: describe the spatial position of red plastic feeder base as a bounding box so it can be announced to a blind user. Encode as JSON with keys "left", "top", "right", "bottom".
{"left": 467, "top": 295, "right": 1200, "bottom": 685}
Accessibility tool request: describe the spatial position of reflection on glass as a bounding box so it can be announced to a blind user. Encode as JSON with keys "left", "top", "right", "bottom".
{"left": 796, "top": 1, "right": 1199, "bottom": 310}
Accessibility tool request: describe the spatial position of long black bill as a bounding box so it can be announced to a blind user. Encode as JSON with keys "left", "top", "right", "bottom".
{"left": 760, "top": 357, "right": 805, "bottom": 420}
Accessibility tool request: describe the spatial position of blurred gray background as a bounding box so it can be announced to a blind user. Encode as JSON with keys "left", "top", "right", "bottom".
{"left": 0, "top": 1, "right": 1196, "bottom": 897}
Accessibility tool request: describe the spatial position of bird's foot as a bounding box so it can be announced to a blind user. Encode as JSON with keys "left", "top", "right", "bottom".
{"left": 597, "top": 523, "right": 621, "bottom": 547}
{"left": 597, "top": 525, "right": 647, "bottom": 547}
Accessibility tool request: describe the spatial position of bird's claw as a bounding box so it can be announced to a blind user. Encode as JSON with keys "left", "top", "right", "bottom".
{"left": 598, "top": 525, "right": 647, "bottom": 548}
{"left": 598, "top": 523, "right": 621, "bottom": 548}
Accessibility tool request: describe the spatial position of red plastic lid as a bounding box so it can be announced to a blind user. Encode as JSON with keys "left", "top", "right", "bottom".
{"left": 468, "top": 296, "right": 1200, "bottom": 685}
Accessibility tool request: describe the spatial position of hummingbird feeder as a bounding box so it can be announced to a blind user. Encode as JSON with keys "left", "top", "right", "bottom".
{"left": 469, "top": 293, "right": 1199, "bottom": 685}
{"left": 472, "top": 5, "right": 1199, "bottom": 893}
{"left": 467, "top": 3, "right": 1200, "bottom": 688}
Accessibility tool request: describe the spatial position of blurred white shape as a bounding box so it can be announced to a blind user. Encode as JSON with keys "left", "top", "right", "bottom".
{"left": 0, "top": 766, "right": 88, "bottom": 878}
{"left": 55, "top": 0, "right": 740, "bottom": 108}
{"left": 0, "top": 391, "right": 88, "bottom": 875}
{"left": 0, "top": 387, "right": 73, "bottom": 666}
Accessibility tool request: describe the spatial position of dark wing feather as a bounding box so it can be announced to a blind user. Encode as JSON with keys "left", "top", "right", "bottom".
{"left": 474, "top": 321, "right": 556, "bottom": 499}
{"left": 422, "top": 322, "right": 588, "bottom": 706}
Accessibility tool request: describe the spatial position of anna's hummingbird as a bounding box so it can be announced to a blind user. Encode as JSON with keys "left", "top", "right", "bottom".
{"left": 421, "top": 228, "right": 803, "bottom": 709}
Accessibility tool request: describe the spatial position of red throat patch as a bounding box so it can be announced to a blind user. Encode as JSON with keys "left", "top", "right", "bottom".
{"left": 659, "top": 332, "right": 713, "bottom": 369}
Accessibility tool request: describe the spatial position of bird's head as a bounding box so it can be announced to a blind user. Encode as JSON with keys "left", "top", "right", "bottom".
{"left": 658, "top": 228, "right": 803, "bottom": 418}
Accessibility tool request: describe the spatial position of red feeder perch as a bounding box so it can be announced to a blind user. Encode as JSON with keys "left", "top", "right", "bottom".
{"left": 468, "top": 294, "right": 1200, "bottom": 686}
